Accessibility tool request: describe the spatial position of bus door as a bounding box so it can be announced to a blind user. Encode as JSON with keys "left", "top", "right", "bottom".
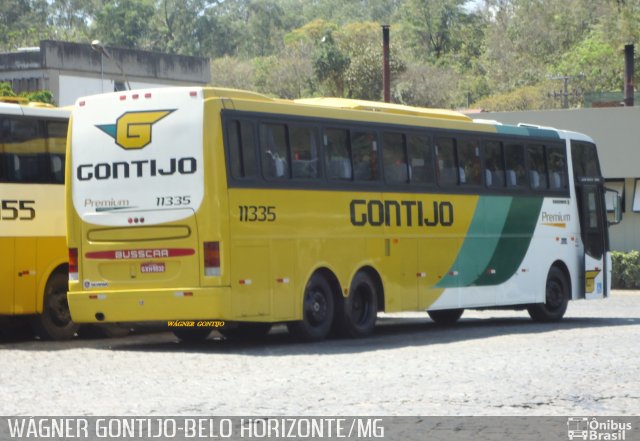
{"left": 575, "top": 180, "right": 608, "bottom": 299}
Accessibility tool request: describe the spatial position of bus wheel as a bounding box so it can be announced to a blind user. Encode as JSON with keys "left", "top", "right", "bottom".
{"left": 336, "top": 272, "right": 378, "bottom": 338}
{"left": 218, "top": 323, "right": 272, "bottom": 341}
{"left": 287, "top": 273, "right": 335, "bottom": 341}
{"left": 527, "top": 266, "right": 569, "bottom": 322}
{"left": 172, "top": 327, "right": 211, "bottom": 342}
{"left": 31, "top": 272, "right": 78, "bottom": 340}
{"left": 428, "top": 308, "right": 464, "bottom": 325}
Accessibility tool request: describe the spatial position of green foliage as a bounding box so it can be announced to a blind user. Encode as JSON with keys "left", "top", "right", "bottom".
{"left": 92, "top": 0, "right": 154, "bottom": 48}
{"left": 0, "top": 82, "right": 17, "bottom": 97}
{"left": 611, "top": 251, "right": 640, "bottom": 289}
{"left": 22, "top": 90, "right": 54, "bottom": 104}
{"left": 473, "top": 83, "right": 557, "bottom": 111}
{"left": 2, "top": 0, "right": 640, "bottom": 109}
{"left": 0, "top": 83, "right": 54, "bottom": 104}
{"left": 313, "top": 31, "right": 350, "bottom": 96}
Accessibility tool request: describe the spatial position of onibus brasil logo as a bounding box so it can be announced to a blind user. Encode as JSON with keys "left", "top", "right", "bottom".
{"left": 567, "top": 417, "right": 632, "bottom": 440}
{"left": 96, "top": 110, "right": 175, "bottom": 150}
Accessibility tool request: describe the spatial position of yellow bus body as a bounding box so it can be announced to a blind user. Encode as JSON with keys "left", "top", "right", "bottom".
{"left": 66, "top": 88, "right": 611, "bottom": 340}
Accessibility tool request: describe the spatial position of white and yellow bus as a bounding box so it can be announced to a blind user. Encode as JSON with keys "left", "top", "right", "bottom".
{"left": 0, "top": 98, "right": 77, "bottom": 340}
{"left": 66, "top": 88, "right": 619, "bottom": 341}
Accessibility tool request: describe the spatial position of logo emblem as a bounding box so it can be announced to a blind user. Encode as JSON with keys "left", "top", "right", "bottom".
{"left": 96, "top": 110, "right": 175, "bottom": 150}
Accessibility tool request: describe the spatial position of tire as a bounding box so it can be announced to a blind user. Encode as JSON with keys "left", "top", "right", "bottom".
{"left": 428, "top": 308, "right": 464, "bottom": 325}
{"left": 527, "top": 266, "right": 569, "bottom": 322}
{"left": 218, "top": 323, "right": 272, "bottom": 341}
{"left": 172, "top": 327, "right": 212, "bottom": 342}
{"left": 287, "top": 273, "right": 335, "bottom": 342}
{"left": 336, "top": 272, "right": 378, "bottom": 338}
{"left": 31, "top": 272, "right": 78, "bottom": 340}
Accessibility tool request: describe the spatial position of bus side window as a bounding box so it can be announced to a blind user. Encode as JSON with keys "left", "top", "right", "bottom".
{"left": 435, "top": 137, "right": 458, "bottom": 187}
{"left": 527, "top": 144, "right": 548, "bottom": 190}
{"left": 504, "top": 143, "right": 526, "bottom": 188}
{"left": 547, "top": 145, "right": 567, "bottom": 189}
{"left": 382, "top": 132, "right": 408, "bottom": 183}
{"left": 351, "top": 130, "right": 379, "bottom": 181}
{"left": 324, "top": 128, "right": 352, "bottom": 180}
{"left": 46, "top": 121, "right": 67, "bottom": 184}
{"left": 458, "top": 138, "right": 481, "bottom": 186}
{"left": 483, "top": 140, "right": 505, "bottom": 188}
{"left": 260, "top": 123, "right": 290, "bottom": 180}
{"left": 290, "top": 126, "right": 320, "bottom": 179}
{"left": 407, "top": 133, "right": 435, "bottom": 185}
{"left": 227, "top": 119, "right": 258, "bottom": 180}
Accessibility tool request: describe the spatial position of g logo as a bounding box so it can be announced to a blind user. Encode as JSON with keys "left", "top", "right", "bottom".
{"left": 96, "top": 109, "right": 175, "bottom": 150}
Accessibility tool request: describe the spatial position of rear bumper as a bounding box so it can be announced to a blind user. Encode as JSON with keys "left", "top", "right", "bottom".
{"left": 67, "top": 286, "right": 232, "bottom": 323}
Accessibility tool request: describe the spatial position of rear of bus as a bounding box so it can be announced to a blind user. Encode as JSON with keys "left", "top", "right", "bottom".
{"left": 66, "top": 88, "right": 229, "bottom": 324}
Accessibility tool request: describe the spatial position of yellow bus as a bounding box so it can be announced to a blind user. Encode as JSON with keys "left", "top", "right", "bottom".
{"left": 0, "top": 98, "right": 77, "bottom": 340}
{"left": 66, "top": 88, "right": 619, "bottom": 342}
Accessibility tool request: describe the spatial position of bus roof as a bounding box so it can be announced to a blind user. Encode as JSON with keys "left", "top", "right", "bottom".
{"left": 295, "top": 97, "right": 472, "bottom": 122}
{"left": 0, "top": 101, "right": 70, "bottom": 119}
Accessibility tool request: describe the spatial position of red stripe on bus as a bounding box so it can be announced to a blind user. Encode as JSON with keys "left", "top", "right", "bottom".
{"left": 85, "top": 248, "right": 195, "bottom": 260}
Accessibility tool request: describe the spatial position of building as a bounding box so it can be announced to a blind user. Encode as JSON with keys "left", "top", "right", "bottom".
{"left": 0, "top": 40, "right": 210, "bottom": 106}
{"left": 468, "top": 107, "right": 640, "bottom": 252}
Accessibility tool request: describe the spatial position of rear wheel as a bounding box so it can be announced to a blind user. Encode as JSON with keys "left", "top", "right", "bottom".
{"left": 428, "top": 308, "right": 464, "bottom": 325}
{"left": 336, "top": 271, "right": 378, "bottom": 338}
{"left": 287, "top": 273, "right": 335, "bottom": 341}
{"left": 31, "top": 272, "right": 78, "bottom": 340}
{"left": 527, "top": 266, "right": 569, "bottom": 322}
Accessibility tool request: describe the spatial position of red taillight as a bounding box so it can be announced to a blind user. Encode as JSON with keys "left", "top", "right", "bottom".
{"left": 203, "top": 242, "right": 220, "bottom": 276}
{"left": 69, "top": 248, "right": 78, "bottom": 281}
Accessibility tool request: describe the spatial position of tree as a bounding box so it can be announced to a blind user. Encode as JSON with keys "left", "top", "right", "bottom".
{"left": 313, "top": 31, "right": 350, "bottom": 96}
{"left": 339, "top": 22, "right": 406, "bottom": 100}
{"left": 253, "top": 43, "right": 315, "bottom": 98}
{"left": 393, "top": 63, "right": 464, "bottom": 108}
{"left": 397, "top": 0, "right": 468, "bottom": 61}
{"left": 92, "top": 0, "right": 155, "bottom": 48}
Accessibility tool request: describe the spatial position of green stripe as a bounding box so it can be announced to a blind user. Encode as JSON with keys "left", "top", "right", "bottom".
{"left": 495, "top": 124, "right": 560, "bottom": 139}
{"left": 473, "top": 197, "right": 544, "bottom": 286}
{"left": 436, "top": 196, "right": 512, "bottom": 288}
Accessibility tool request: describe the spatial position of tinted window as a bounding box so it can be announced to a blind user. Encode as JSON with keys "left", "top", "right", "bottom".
{"left": 504, "top": 143, "right": 526, "bottom": 188}
{"left": 407, "top": 134, "right": 435, "bottom": 185}
{"left": 228, "top": 120, "right": 257, "bottom": 179}
{"left": 324, "top": 128, "right": 352, "bottom": 180}
{"left": 547, "top": 145, "right": 568, "bottom": 189}
{"left": 484, "top": 141, "right": 505, "bottom": 188}
{"left": 0, "top": 116, "right": 66, "bottom": 184}
{"left": 571, "top": 141, "right": 601, "bottom": 179}
{"left": 382, "top": 132, "right": 408, "bottom": 183}
{"left": 458, "top": 139, "right": 482, "bottom": 186}
{"left": 351, "top": 130, "right": 378, "bottom": 181}
{"left": 435, "top": 137, "right": 458, "bottom": 186}
{"left": 527, "top": 144, "right": 548, "bottom": 189}
{"left": 260, "top": 123, "right": 289, "bottom": 179}
{"left": 290, "top": 126, "right": 320, "bottom": 179}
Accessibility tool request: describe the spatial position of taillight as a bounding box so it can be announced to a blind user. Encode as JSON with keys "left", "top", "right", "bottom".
{"left": 69, "top": 248, "right": 78, "bottom": 281}
{"left": 203, "top": 242, "right": 220, "bottom": 276}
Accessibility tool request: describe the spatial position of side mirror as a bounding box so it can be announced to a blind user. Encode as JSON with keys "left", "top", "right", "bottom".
{"left": 605, "top": 188, "right": 622, "bottom": 225}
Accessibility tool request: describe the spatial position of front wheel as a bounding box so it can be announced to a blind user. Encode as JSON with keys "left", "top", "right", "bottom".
{"left": 287, "top": 273, "right": 335, "bottom": 341}
{"left": 31, "top": 272, "right": 79, "bottom": 340}
{"left": 527, "top": 266, "right": 569, "bottom": 322}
